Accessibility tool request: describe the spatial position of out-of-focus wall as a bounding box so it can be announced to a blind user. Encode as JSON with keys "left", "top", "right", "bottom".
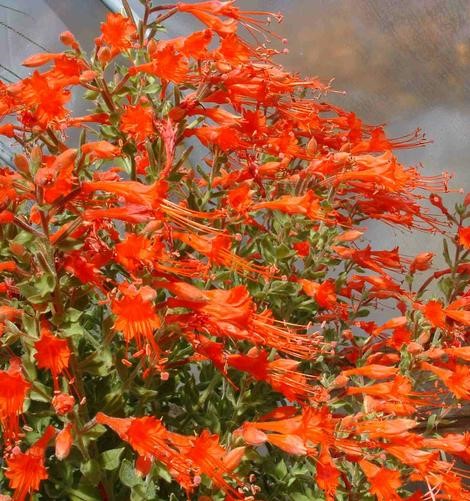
{"left": 1, "top": 0, "right": 469, "bottom": 264}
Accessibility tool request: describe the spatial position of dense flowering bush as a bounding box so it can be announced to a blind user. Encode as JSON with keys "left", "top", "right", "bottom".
{"left": 0, "top": 1, "right": 468, "bottom": 499}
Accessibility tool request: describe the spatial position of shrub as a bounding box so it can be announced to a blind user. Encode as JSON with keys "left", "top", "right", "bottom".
{"left": 0, "top": 1, "right": 468, "bottom": 499}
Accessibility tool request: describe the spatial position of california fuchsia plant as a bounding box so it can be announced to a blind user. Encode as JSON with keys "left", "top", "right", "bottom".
{"left": 0, "top": 1, "right": 468, "bottom": 499}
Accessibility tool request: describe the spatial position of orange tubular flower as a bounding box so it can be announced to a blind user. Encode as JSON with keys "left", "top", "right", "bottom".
{"left": 119, "top": 104, "right": 154, "bottom": 143}
{"left": 444, "top": 346, "right": 470, "bottom": 361}
{"left": 55, "top": 423, "right": 73, "bottom": 460}
{"left": 96, "top": 413, "right": 243, "bottom": 498}
{"left": 81, "top": 141, "right": 121, "bottom": 161}
{"left": 359, "top": 459, "right": 402, "bottom": 501}
{"left": 0, "top": 261, "right": 17, "bottom": 273}
{"left": 423, "top": 433, "right": 470, "bottom": 463}
{"left": 99, "top": 12, "right": 137, "bottom": 56}
{"left": 350, "top": 127, "right": 429, "bottom": 154}
{"left": 299, "top": 279, "right": 337, "bottom": 309}
{"left": 5, "top": 425, "right": 56, "bottom": 501}
{"left": 227, "top": 348, "right": 320, "bottom": 402}
{"left": 162, "top": 281, "right": 319, "bottom": 359}
{"left": 115, "top": 233, "right": 162, "bottom": 273}
{"left": 342, "top": 364, "right": 398, "bottom": 379}
{"left": 316, "top": 447, "right": 341, "bottom": 501}
{"left": 173, "top": 230, "right": 269, "bottom": 277}
{"left": 176, "top": 2, "right": 238, "bottom": 36}
{"left": 0, "top": 123, "right": 16, "bottom": 137}
{"left": 9, "top": 71, "right": 70, "bottom": 128}
{"left": 0, "top": 360, "right": 31, "bottom": 445}
{"left": 410, "top": 251, "right": 434, "bottom": 273}
{"left": 184, "top": 431, "right": 245, "bottom": 499}
{"left": 176, "top": 1, "right": 282, "bottom": 39}
{"left": 129, "top": 45, "right": 190, "bottom": 83}
{"left": 420, "top": 361, "right": 470, "bottom": 400}
{"left": 82, "top": 204, "right": 154, "bottom": 223}
{"left": 252, "top": 190, "right": 324, "bottom": 220}
{"left": 111, "top": 283, "right": 161, "bottom": 357}
{"left": 424, "top": 300, "right": 447, "bottom": 329}
{"left": 35, "top": 157, "right": 77, "bottom": 205}
{"left": 165, "top": 30, "right": 212, "bottom": 61}
{"left": 237, "top": 406, "right": 366, "bottom": 463}
{"left": 34, "top": 328, "right": 71, "bottom": 390}
{"left": 444, "top": 297, "right": 470, "bottom": 325}
{"left": 347, "top": 375, "right": 433, "bottom": 416}
{"left": 82, "top": 179, "right": 167, "bottom": 208}
{"left": 22, "top": 53, "right": 64, "bottom": 68}
{"left": 354, "top": 418, "right": 417, "bottom": 438}
{"left": 458, "top": 226, "right": 470, "bottom": 248}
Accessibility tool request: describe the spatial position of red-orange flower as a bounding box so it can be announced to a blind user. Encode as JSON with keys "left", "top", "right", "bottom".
{"left": 359, "top": 459, "right": 402, "bottom": 501}
{"left": 5, "top": 426, "right": 56, "bottom": 501}
{"left": 0, "top": 360, "right": 31, "bottom": 445}
{"left": 10, "top": 71, "right": 70, "bottom": 127}
{"left": 299, "top": 279, "right": 337, "bottom": 309}
{"left": 342, "top": 364, "right": 398, "bottom": 380}
{"left": 115, "top": 233, "right": 160, "bottom": 273}
{"left": 226, "top": 347, "right": 319, "bottom": 402}
{"left": 120, "top": 104, "right": 154, "bottom": 143}
{"left": 55, "top": 423, "right": 73, "bottom": 460}
{"left": 316, "top": 448, "right": 341, "bottom": 501}
{"left": 34, "top": 329, "right": 71, "bottom": 388}
{"left": 81, "top": 141, "right": 121, "bottom": 161}
{"left": 52, "top": 393, "right": 75, "bottom": 416}
{"left": 458, "top": 226, "right": 470, "bottom": 248}
{"left": 410, "top": 252, "right": 434, "bottom": 273}
{"left": 423, "top": 300, "right": 447, "bottom": 329}
{"left": 129, "top": 45, "right": 189, "bottom": 83}
{"left": 111, "top": 283, "right": 161, "bottom": 356}
{"left": 96, "top": 412, "right": 243, "bottom": 497}
{"left": 100, "top": 12, "right": 137, "bottom": 55}
{"left": 253, "top": 190, "right": 323, "bottom": 220}
{"left": 421, "top": 362, "right": 470, "bottom": 400}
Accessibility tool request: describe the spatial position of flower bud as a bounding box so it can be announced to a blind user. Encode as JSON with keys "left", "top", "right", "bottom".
{"left": 55, "top": 423, "right": 73, "bottom": 460}
{"left": 52, "top": 393, "right": 75, "bottom": 416}
{"left": 60, "top": 31, "right": 80, "bottom": 50}
{"left": 410, "top": 252, "right": 434, "bottom": 273}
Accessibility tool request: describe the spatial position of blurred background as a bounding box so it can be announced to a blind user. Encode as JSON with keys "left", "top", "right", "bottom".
{"left": 0, "top": 0, "right": 468, "bottom": 257}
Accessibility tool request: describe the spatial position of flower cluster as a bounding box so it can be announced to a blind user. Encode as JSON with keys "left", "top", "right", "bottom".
{"left": 0, "top": 1, "right": 468, "bottom": 499}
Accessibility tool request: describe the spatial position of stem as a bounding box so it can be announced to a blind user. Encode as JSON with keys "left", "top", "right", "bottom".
{"left": 97, "top": 78, "right": 116, "bottom": 112}
{"left": 12, "top": 216, "right": 44, "bottom": 239}
{"left": 149, "top": 4, "right": 176, "bottom": 14}
{"left": 121, "top": 0, "right": 136, "bottom": 27}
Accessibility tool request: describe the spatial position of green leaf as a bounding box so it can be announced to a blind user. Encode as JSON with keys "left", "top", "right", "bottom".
{"left": 131, "top": 482, "right": 156, "bottom": 501}
{"left": 274, "top": 459, "right": 288, "bottom": 478}
{"left": 18, "top": 273, "right": 56, "bottom": 304}
{"left": 442, "top": 239, "right": 452, "bottom": 267}
{"left": 276, "top": 244, "right": 293, "bottom": 259}
{"left": 21, "top": 313, "right": 37, "bottom": 337}
{"left": 64, "top": 308, "right": 83, "bottom": 323}
{"left": 79, "top": 349, "right": 113, "bottom": 376}
{"left": 438, "top": 276, "right": 454, "bottom": 298}
{"left": 29, "top": 381, "right": 51, "bottom": 402}
{"left": 102, "top": 390, "right": 125, "bottom": 415}
{"left": 154, "top": 461, "right": 172, "bottom": 483}
{"left": 119, "top": 459, "right": 140, "bottom": 488}
{"left": 81, "top": 424, "right": 107, "bottom": 442}
{"left": 67, "top": 485, "right": 101, "bottom": 501}
{"left": 100, "top": 447, "right": 125, "bottom": 471}
{"left": 80, "top": 459, "right": 102, "bottom": 485}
